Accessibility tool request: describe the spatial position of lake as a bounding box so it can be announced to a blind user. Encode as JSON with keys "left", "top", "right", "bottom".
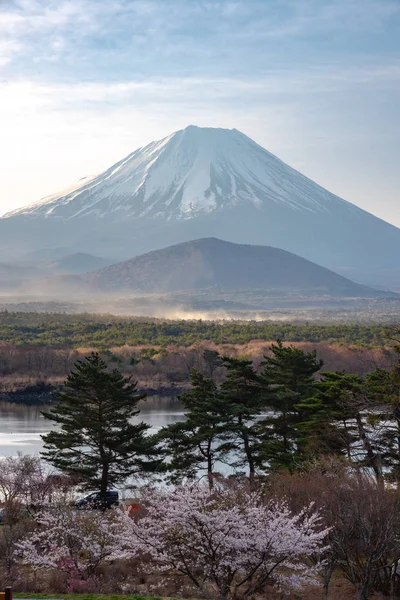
{"left": 0, "top": 397, "right": 185, "bottom": 457}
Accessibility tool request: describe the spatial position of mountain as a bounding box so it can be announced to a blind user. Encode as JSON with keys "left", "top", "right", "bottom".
{"left": 0, "top": 253, "right": 115, "bottom": 292}
{"left": 1, "top": 126, "right": 399, "bottom": 287}
{"left": 82, "top": 238, "right": 391, "bottom": 297}
{"left": 44, "top": 253, "right": 115, "bottom": 274}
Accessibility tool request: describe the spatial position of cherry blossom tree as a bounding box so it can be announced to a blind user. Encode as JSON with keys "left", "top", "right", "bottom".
{"left": 0, "top": 454, "right": 46, "bottom": 506}
{"left": 119, "top": 485, "right": 330, "bottom": 600}
{"left": 16, "top": 507, "right": 122, "bottom": 583}
{"left": 0, "top": 454, "right": 75, "bottom": 510}
{"left": 16, "top": 485, "right": 330, "bottom": 598}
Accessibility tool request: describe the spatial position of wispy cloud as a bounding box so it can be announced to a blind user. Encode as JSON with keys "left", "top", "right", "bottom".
{"left": 2, "top": 63, "right": 400, "bottom": 110}
{"left": 252, "top": 0, "right": 400, "bottom": 38}
{"left": 0, "top": 0, "right": 399, "bottom": 226}
{"left": 1, "top": 0, "right": 399, "bottom": 80}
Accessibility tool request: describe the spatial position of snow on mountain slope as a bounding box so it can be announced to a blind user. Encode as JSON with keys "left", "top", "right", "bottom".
{"left": 4, "top": 126, "right": 361, "bottom": 222}
{"left": 1, "top": 126, "right": 399, "bottom": 287}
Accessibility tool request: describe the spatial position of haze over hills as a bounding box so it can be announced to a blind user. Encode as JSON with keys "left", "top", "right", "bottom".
{"left": 0, "top": 262, "right": 43, "bottom": 291}
{"left": 1, "top": 239, "right": 398, "bottom": 322}
{"left": 82, "top": 238, "right": 391, "bottom": 298}
{"left": 1, "top": 126, "right": 399, "bottom": 287}
{"left": 44, "top": 253, "right": 115, "bottom": 274}
{"left": 0, "top": 252, "right": 115, "bottom": 293}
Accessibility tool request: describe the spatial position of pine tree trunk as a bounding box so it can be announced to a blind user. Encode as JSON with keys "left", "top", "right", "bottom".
{"left": 396, "top": 417, "right": 400, "bottom": 488}
{"left": 207, "top": 440, "right": 214, "bottom": 491}
{"left": 355, "top": 412, "right": 383, "bottom": 485}
{"left": 237, "top": 413, "right": 256, "bottom": 486}
{"left": 100, "top": 460, "right": 109, "bottom": 503}
{"left": 242, "top": 431, "right": 255, "bottom": 486}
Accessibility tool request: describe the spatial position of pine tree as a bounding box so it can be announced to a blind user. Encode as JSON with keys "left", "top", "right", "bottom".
{"left": 219, "top": 357, "right": 264, "bottom": 483}
{"left": 258, "top": 341, "right": 323, "bottom": 469}
{"left": 41, "top": 352, "right": 157, "bottom": 499}
{"left": 366, "top": 361, "right": 400, "bottom": 482}
{"left": 307, "top": 372, "right": 384, "bottom": 483}
{"left": 202, "top": 349, "right": 223, "bottom": 379}
{"left": 295, "top": 373, "right": 356, "bottom": 459}
{"left": 158, "top": 370, "right": 228, "bottom": 489}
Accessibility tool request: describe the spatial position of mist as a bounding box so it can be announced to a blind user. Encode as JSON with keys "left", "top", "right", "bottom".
{"left": 1, "top": 284, "right": 399, "bottom": 325}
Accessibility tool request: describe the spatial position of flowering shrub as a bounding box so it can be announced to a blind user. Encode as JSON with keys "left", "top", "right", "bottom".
{"left": 16, "top": 486, "right": 329, "bottom": 599}
{"left": 16, "top": 507, "right": 123, "bottom": 583}
{"left": 118, "top": 485, "right": 330, "bottom": 599}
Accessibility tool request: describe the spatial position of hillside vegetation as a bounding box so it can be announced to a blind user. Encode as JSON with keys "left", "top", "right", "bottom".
{"left": 0, "top": 311, "right": 392, "bottom": 347}
{"left": 0, "top": 312, "right": 396, "bottom": 399}
{"left": 82, "top": 238, "right": 383, "bottom": 297}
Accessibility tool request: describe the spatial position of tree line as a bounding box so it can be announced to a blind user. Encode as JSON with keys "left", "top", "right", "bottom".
{"left": 0, "top": 310, "right": 392, "bottom": 346}
{"left": 1, "top": 333, "right": 400, "bottom": 599}
{"left": 155, "top": 341, "right": 400, "bottom": 488}
{"left": 42, "top": 336, "right": 400, "bottom": 493}
{"left": 1, "top": 340, "right": 393, "bottom": 404}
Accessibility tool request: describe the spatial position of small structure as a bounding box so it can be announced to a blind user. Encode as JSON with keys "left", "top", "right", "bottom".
{"left": 0, "top": 587, "right": 12, "bottom": 600}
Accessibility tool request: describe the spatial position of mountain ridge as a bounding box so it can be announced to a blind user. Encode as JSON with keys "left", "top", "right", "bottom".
{"left": 1, "top": 126, "right": 399, "bottom": 287}
{"left": 4, "top": 126, "right": 364, "bottom": 222}
{"left": 81, "top": 237, "right": 393, "bottom": 298}
{"left": 44, "top": 252, "right": 115, "bottom": 274}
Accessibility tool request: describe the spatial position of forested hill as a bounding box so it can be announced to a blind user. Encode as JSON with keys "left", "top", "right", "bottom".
{"left": 83, "top": 238, "right": 386, "bottom": 297}
{"left": 0, "top": 311, "right": 392, "bottom": 347}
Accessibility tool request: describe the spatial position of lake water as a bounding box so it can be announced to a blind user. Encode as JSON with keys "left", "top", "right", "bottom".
{"left": 0, "top": 397, "right": 185, "bottom": 457}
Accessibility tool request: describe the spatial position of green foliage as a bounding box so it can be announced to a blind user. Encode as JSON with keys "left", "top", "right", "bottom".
{"left": 257, "top": 341, "right": 323, "bottom": 469}
{"left": 219, "top": 357, "right": 265, "bottom": 481}
{"left": 138, "top": 348, "right": 158, "bottom": 362}
{"left": 364, "top": 352, "right": 400, "bottom": 481}
{"left": 295, "top": 372, "right": 361, "bottom": 459}
{"left": 4, "top": 315, "right": 400, "bottom": 489}
{"left": 299, "top": 371, "right": 389, "bottom": 482}
{"left": 158, "top": 370, "right": 229, "bottom": 487}
{"left": 105, "top": 350, "right": 122, "bottom": 364}
{"left": 41, "top": 353, "right": 158, "bottom": 496}
{"left": 202, "top": 348, "right": 223, "bottom": 378}
{"left": 0, "top": 311, "right": 388, "bottom": 347}
{"left": 157, "top": 343, "right": 400, "bottom": 485}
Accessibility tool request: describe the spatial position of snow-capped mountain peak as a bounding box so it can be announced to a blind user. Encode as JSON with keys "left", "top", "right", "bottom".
{"left": 2, "top": 125, "right": 399, "bottom": 287}
{"left": 4, "top": 125, "right": 355, "bottom": 222}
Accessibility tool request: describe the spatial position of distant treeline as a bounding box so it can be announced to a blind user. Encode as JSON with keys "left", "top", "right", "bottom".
{"left": 0, "top": 311, "right": 393, "bottom": 347}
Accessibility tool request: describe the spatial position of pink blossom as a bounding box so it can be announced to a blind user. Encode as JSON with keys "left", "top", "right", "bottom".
{"left": 16, "top": 507, "right": 123, "bottom": 580}
{"left": 116, "top": 485, "right": 330, "bottom": 598}
{"left": 16, "top": 485, "right": 329, "bottom": 599}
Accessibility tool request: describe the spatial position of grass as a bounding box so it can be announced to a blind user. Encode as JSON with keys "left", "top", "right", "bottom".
{"left": 14, "top": 595, "right": 165, "bottom": 600}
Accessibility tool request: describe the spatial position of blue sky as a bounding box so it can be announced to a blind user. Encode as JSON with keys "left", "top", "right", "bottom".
{"left": 0, "top": 0, "right": 399, "bottom": 226}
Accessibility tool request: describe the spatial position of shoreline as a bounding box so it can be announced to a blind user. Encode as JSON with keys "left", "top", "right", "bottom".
{"left": 0, "top": 384, "right": 186, "bottom": 406}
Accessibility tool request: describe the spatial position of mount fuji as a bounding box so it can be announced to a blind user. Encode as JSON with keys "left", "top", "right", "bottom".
{"left": 1, "top": 125, "right": 399, "bottom": 287}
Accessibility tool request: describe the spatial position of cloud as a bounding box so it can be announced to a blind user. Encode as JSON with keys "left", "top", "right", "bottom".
{"left": 1, "top": 0, "right": 399, "bottom": 81}
{"left": 0, "top": 39, "right": 23, "bottom": 67}
{"left": 0, "top": 61, "right": 398, "bottom": 181}
{"left": 2, "top": 62, "right": 398, "bottom": 117}
{"left": 0, "top": 0, "right": 399, "bottom": 226}
{"left": 254, "top": 0, "right": 400, "bottom": 38}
